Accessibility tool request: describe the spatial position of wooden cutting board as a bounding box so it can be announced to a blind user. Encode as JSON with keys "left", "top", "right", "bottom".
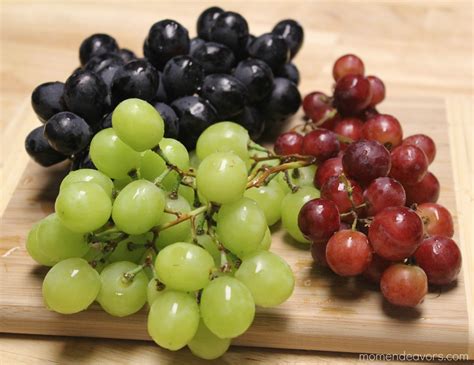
{"left": 0, "top": 98, "right": 470, "bottom": 356}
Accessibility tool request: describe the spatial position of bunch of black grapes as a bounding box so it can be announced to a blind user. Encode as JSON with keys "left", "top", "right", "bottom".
{"left": 25, "top": 6, "right": 304, "bottom": 169}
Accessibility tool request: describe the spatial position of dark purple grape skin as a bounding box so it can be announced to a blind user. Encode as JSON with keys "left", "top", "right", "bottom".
{"left": 63, "top": 69, "right": 108, "bottom": 126}
{"left": 161, "top": 55, "right": 204, "bottom": 100}
{"left": 196, "top": 6, "right": 224, "bottom": 40}
{"left": 71, "top": 148, "right": 96, "bottom": 171}
{"left": 84, "top": 52, "right": 123, "bottom": 72}
{"left": 200, "top": 74, "right": 247, "bottom": 119}
{"left": 153, "top": 102, "right": 179, "bottom": 139}
{"left": 155, "top": 72, "right": 168, "bottom": 103}
{"left": 97, "top": 112, "right": 112, "bottom": 131}
{"left": 111, "top": 59, "right": 159, "bottom": 106}
{"left": 25, "top": 126, "right": 67, "bottom": 167}
{"left": 44, "top": 112, "right": 92, "bottom": 155}
{"left": 190, "top": 42, "right": 236, "bottom": 75}
{"left": 272, "top": 19, "right": 304, "bottom": 59}
{"left": 233, "top": 106, "right": 265, "bottom": 141}
{"left": 208, "top": 11, "right": 249, "bottom": 58}
{"left": 233, "top": 58, "right": 274, "bottom": 104}
{"left": 171, "top": 96, "right": 217, "bottom": 149}
{"left": 261, "top": 77, "right": 301, "bottom": 122}
{"left": 144, "top": 19, "right": 190, "bottom": 70}
{"left": 276, "top": 63, "right": 300, "bottom": 85}
{"left": 79, "top": 33, "right": 119, "bottom": 66}
{"left": 31, "top": 82, "right": 66, "bottom": 123}
{"left": 117, "top": 48, "right": 136, "bottom": 63}
{"left": 248, "top": 33, "right": 290, "bottom": 72}
{"left": 189, "top": 37, "right": 206, "bottom": 55}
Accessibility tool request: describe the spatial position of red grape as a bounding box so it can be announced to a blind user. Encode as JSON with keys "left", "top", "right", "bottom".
{"left": 311, "top": 241, "right": 329, "bottom": 267}
{"left": 363, "top": 254, "right": 391, "bottom": 283}
{"left": 332, "top": 54, "right": 364, "bottom": 81}
{"left": 389, "top": 145, "right": 428, "bottom": 185}
{"left": 334, "top": 75, "right": 372, "bottom": 115}
{"left": 364, "top": 177, "right": 406, "bottom": 216}
{"left": 367, "top": 75, "right": 385, "bottom": 106}
{"left": 380, "top": 264, "right": 428, "bottom": 307}
{"left": 326, "top": 230, "right": 373, "bottom": 276}
{"left": 333, "top": 117, "right": 364, "bottom": 143}
{"left": 404, "top": 171, "right": 440, "bottom": 206}
{"left": 321, "top": 176, "right": 364, "bottom": 214}
{"left": 298, "top": 198, "right": 341, "bottom": 242}
{"left": 342, "top": 140, "right": 391, "bottom": 185}
{"left": 368, "top": 206, "right": 424, "bottom": 261}
{"left": 313, "top": 156, "right": 343, "bottom": 189}
{"left": 362, "top": 114, "right": 403, "bottom": 149}
{"left": 416, "top": 203, "right": 454, "bottom": 238}
{"left": 414, "top": 236, "right": 461, "bottom": 285}
{"left": 358, "top": 107, "right": 379, "bottom": 121}
{"left": 402, "top": 134, "right": 436, "bottom": 164}
{"left": 302, "top": 91, "right": 334, "bottom": 123}
{"left": 274, "top": 132, "right": 304, "bottom": 155}
{"left": 302, "top": 129, "right": 340, "bottom": 162}
{"left": 319, "top": 113, "right": 341, "bottom": 130}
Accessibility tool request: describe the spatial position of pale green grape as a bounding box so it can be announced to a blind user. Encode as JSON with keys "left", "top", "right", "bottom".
{"left": 90, "top": 128, "right": 140, "bottom": 179}
{"left": 96, "top": 261, "right": 148, "bottom": 317}
{"left": 188, "top": 320, "right": 231, "bottom": 360}
{"left": 155, "top": 195, "right": 191, "bottom": 250}
{"left": 55, "top": 182, "right": 112, "bottom": 233}
{"left": 26, "top": 222, "right": 56, "bottom": 266}
{"left": 147, "top": 290, "right": 200, "bottom": 350}
{"left": 195, "top": 234, "right": 221, "bottom": 266}
{"left": 60, "top": 169, "right": 114, "bottom": 198}
{"left": 277, "top": 165, "right": 318, "bottom": 194}
{"left": 235, "top": 250, "right": 295, "bottom": 307}
{"left": 155, "top": 242, "right": 214, "bottom": 291}
{"left": 196, "top": 122, "right": 249, "bottom": 162}
{"left": 42, "top": 258, "right": 100, "bottom": 314}
{"left": 281, "top": 186, "right": 320, "bottom": 243}
{"left": 139, "top": 249, "right": 157, "bottom": 280}
{"left": 138, "top": 150, "right": 166, "bottom": 182}
{"left": 177, "top": 184, "right": 195, "bottom": 207}
{"left": 112, "top": 180, "right": 165, "bottom": 235}
{"left": 159, "top": 138, "right": 189, "bottom": 170}
{"left": 244, "top": 179, "right": 286, "bottom": 226}
{"left": 35, "top": 213, "right": 89, "bottom": 264}
{"left": 200, "top": 276, "right": 255, "bottom": 338}
{"left": 113, "top": 176, "right": 133, "bottom": 191}
{"left": 112, "top": 98, "right": 164, "bottom": 152}
{"left": 147, "top": 278, "right": 168, "bottom": 306}
{"left": 259, "top": 226, "right": 272, "bottom": 251}
{"left": 189, "top": 150, "right": 201, "bottom": 169}
{"left": 108, "top": 235, "right": 150, "bottom": 264}
{"left": 216, "top": 197, "right": 266, "bottom": 258}
{"left": 81, "top": 245, "right": 108, "bottom": 273}
{"left": 196, "top": 152, "right": 248, "bottom": 204}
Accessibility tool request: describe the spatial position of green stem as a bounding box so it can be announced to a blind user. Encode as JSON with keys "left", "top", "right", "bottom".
{"left": 122, "top": 264, "right": 146, "bottom": 283}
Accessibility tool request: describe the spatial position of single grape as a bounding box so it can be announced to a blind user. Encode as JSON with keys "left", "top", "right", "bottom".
{"left": 194, "top": 234, "right": 221, "bottom": 266}
{"left": 302, "top": 91, "right": 334, "bottom": 123}
{"left": 153, "top": 102, "right": 179, "bottom": 139}
{"left": 362, "top": 114, "right": 403, "bottom": 150}
{"left": 274, "top": 132, "right": 304, "bottom": 155}
{"left": 259, "top": 226, "right": 272, "bottom": 250}
{"left": 321, "top": 176, "right": 364, "bottom": 215}
{"left": 196, "top": 6, "right": 224, "bottom": 40}
{"left": 86, "top": 54, "right": 124, "bottom": 92}
{"left": 362, "top": 254, "right": 391, "bottom": 283}
{"left": 216, "top": 197, "right": 267, "bottom": 258}
{"left": 200, "top": 276, "right": 255, "bottom": 338}
{"left": 60, "top": 169, "right": 114, "bottom": 198}
{"left": 161, "top": 55, "right": 204, "bottom": 100}
{"left": 380, "top": 264, "right": 428, "bottom": 307}
{"left": 364, "top": 177, "right": 406, "bottom": 216}
{"left": 31, "top": 81, "right": 66, "bottom": 123}
{"left": 389, "top": 145, "right": 428, "bottom": 185}
{"left": 261, "top": 77, "right": 301, "bottom": 121}
{"left": 368, "top": 206, "right": 424, "bottom": 261}
{"left": 275, "top": 63, "right": 299, "bottom": 85}
{"left": 139, "top": 150, "right": 167, "bottom": 182}
{"left": 25, "top": 126, "right": 67, "bottom": 167}
{"left": 333, "top": 117, "right": 364, "bottom": 144}
{"left": 402, "top": 134, "right": 436, "bottom": 165}
{"left": 233, "top": 106, "right": 265, "bottom": 141}
{"left": 334, "top": 74, "right": 372, "bottom": 115}
{"left": 89, "top": 128, "right": 140, "bottom": 179}
{"left": 416, "top": 203, "right": 454, "bottom": 238}
{"left": 272, "top": 19, "right": 304, "bottom": 59}
{"left": 155, "top": 195, "right": 192, "bottom": 249}
{"left": 112, "top": 180, "right": 165, "bottom": 235}
{"left": 313, "top": 156, "right": 343, "bottom": 189}
{"left": 196, "top": 152, "right": 247, "bottom": 204}
{"left": 44, "top": 112, "right": 92, "bottom": 155}
{"left": 277, "top": 164, "right": 318, "bottom": 194}
{"left": 190, "top": 41, "right": 236, "bottom": 75}
{"left": 26, "top": 222, "right": 56, "bottom": 266}
{"left": 147, "top": 278, "right": 168, "bottom": 306}
{"left": 79, "top": 33, "right": 119, "bottom": 66}
{"left": 188, "top": 320, "right": 231, "bottom": 360}
{"left": 366, "top": 75, "right": 385, "bottom": 106}
{"left": 404, "top": 171, "right": 440, "bottom": 205}
{"left": 55, "top": 182, "right": 112, "bottom": 233}
{"left": 148, "top": 290, "right": 200, "bottom": 350}
{"left": 233, "top": 58, "right": 274, "bottom": 104}
{"left": 42, "top": 258, "right": 101, "bottom": 314}
{"left": 332, "top": 54, "right": 364, "bottom": 81}
{"left": 281, "top": 186, "right": 321, "bottom": 243}
{"left": 159, "top": 137, "right": 189, "bottom": 170}
{"left": 302, "top": 129, "right": 340, "bottom": 162}
{"left": 248, "top": 33, "right": 289, "bottom": 71}
{"left": 244, "top": 180, "right": 286, "bottom": 226}
{"left": 208, "top": 11, "right": 249, "bottom": 58}
{"left": 298, "top": 198, "right": 340, "bottom": 242}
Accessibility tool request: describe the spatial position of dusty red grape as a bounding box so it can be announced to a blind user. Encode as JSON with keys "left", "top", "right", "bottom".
{"left": 364, "top": 177, "right": 406, "bottom": 216}
{"left": 416, "top": 203, "right": 454, "bottom": 238}
{"left": 333, "top": 117, "right": 364, "bottom": 145}
{"left": 389, "top": 145, "right": 428, "bottom": 185}
{"left": 362, "top": 114, "right": 403, "bottom": 149}
{"left": 274, "top": 132, "right": 304, "bottom": 155}
{"left": 363, "top": 254, "right": 391, "bottom": 283}
{"left": 402, "top": 134, "right": 436, "bottom": 164}
{"left": 321, "top": 176, "right": 364, "bottom": 214}
{"left": 302, "top": 129, "right": 340, "bottom": 162}
{"left": 404, "top": 171, "right": 440, "bottom": 206}
{"left": 311, "top": 241, "right": 329, "bottom": 267}
{"left": 380, "top": 264, "right": 428, "bottom": 307}
{"left": 302, "top": 91, "right": 334, "bottom": 123}
{"left": 367, "top": 75, "right": 385, "bottom": 106}
{"left": 334, "top": 75, "right": 372, "bottom": 115}
{"left": 298, "top": 198, "right": 340, "bottom": 242}
{"left": 332, "top": 54, "right": 364, "bottom": 81}
{"left": 313, "top": 156, "right": 343, "bottom": 189}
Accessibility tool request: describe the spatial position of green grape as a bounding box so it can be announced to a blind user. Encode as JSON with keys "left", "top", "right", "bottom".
{"left": 60, "top": 169, "right": 114, "bottom": 198}
{"left": 139, "top": 249, "right": 157, "bottom": 280}
{"left": 277, "top": 165, "right": 318, "bottom": 194}
{"left": 96, "top": 261, "right": 148, "bottom": 317}
{"left": 113, "top": 176, "right": 133, "bottom": 191}
{"left": 155, "top": 242, "right": 214, "bottom": 291}
{"left": 147, "top": 278, "right": 167, "bottom": 306}
{"left": 108, "top": 235, "right": 149, "bottom": 264}
{"left": 189, "top": 150, "right": 201, "bottom": 169}
{"left": 177, "top": 184, "right": 195, "bottom": 207}
{"left": 147, "top": 290, "right": 200, "bottom": 351}
{"left": 281, "top": 186, "right": 321, "bottom": 243}
{"left": 90, "top": 128, "right": 140, "bottom": 179}
{"left": 35, "top": 213, "right": 89, "bottom": 264}
{"left": 55, "top": 182, "right": 112, "bottom": 233}
{"left": 26, "top": 222, "right": 56, "bottom": 266}
{"left": 196, "top": 121, "right": 249, "bottom": 162}
{"left": 188, "top": 320, "right": 231, "bottom": 360}
{"left": 159, "top": 138, "right": 189, "bottom": 170}
{"left": 155, "top": 195, "right": 191, "bottom": 250}
{"left": 244, "top": 179, "right": 286, "bottom": 226}
{"left": 216, "top": 197, "right": 266, "bottom": 258}
{"left": 196, "top": 152, "right": 247, "bottom": 205}
{"left": 112, "top": 180, "right": 165, "bottom": 235}
{"left": 42, "top": 258, "right": 100, "bottom": 314}
{"left": 112, "top": 98, "right": 164, "bottom": 152}
{"left": 81, "top": 245, "right": 108, "bottom": 273}
{"left": 259, "top": 226, "right": 272, "bottom": 251}
{"left": 138, "top": 150, "right": 166, "bottom": 182}
{"left": 200, "top": 276, "right": 255, "bottom": 338}
{"left": 195, "top": 234, "right": 221, "bottom": 266}
{"left": 235, "top": 250, "right": 294, "bottom": 307}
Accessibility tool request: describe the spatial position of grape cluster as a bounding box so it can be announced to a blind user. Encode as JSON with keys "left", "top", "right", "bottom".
{"left": 275, "top": 54, "right": 462, "bottom": 308}
{"left": 25, "top": 6, "right": 303, "bottom": 170}
{"left": 27, "top": 98, "right": 298, "bottom": 360}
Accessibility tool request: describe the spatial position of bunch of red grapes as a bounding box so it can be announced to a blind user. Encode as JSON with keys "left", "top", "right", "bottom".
{"left": 275, "top": 54, "right": 462, "bottom": 308}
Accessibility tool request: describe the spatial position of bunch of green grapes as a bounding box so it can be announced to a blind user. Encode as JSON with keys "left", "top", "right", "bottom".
{"left": 26, "top": 98, "right": 320, "bottom": 360}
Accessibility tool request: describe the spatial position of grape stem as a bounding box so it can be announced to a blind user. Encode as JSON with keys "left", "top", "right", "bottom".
{"left": 151, "top": 204, "right": 208, "bottom": 235}
{"left": 122, "top": 263, "right": 146, "bottom": 283}
{"left": 153, "top": 146, "right": 196, "bottom": 177}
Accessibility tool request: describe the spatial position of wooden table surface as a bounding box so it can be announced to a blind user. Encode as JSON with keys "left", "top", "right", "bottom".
{"left": 1, "top": 0, "right": 472, "bottom": 364}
